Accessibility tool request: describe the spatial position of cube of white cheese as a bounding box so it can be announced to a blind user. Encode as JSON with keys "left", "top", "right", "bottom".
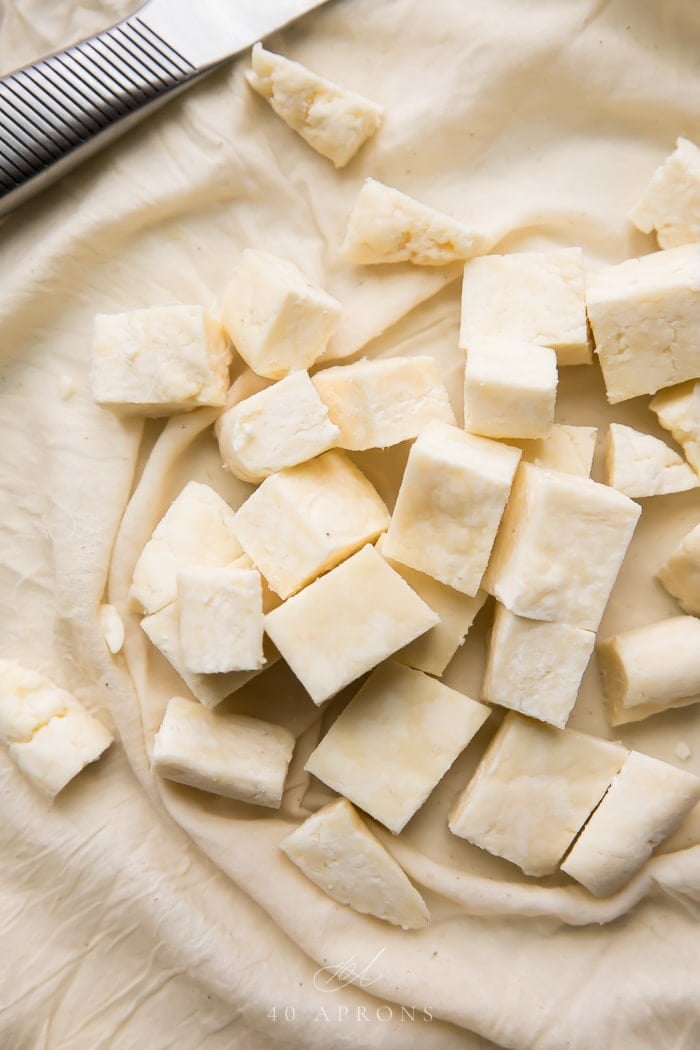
{"left": 605, "top": 423, "right": 698, "bottom": 497}
{"left": 448, "top": 713, "right": 628, "bottom": 876}
{"left": 220, "top": 250, "right": 341, "bottom": 380}
{"left": 484, "top": 464, "right": 641, "bottom": 630}
{"left": 178, "top": 567, "right": 265, "bottom": 675}
{"left": 511, "top": 424, "right": 597, "bottom": 477}
{"left": 460, "top": 248, "right": 590, "bottom": 367}
{"left": 152, "top": 696, "right": 294, "bottom": 807}
{"left": 264, "top": 545, "right": 439, "bottom": 705}
{"left": 464, "top": 339, "right": 558, "bottom": 440}
{"left": 232, "top": 450, "right": 390, "bottom": 599}
{"left": 312, "top": 356, "right": 456, "bottom": 451}
{"left": 629, "top": 137, "right": 700, "bottom": 249}
{"left": 280, "top": 797, "right": 429, "bottom": 929}
{"left": 586, "top": 244, "right": 700, "bottom": 403}
{"left": 383, "top": 421, "right": 521, "bottom": 597}
{"left": 342, "top": 178, "right": 483, "bottom": 266}
{"left": 91, "top": 305, "right": 231, "bottom": 415}
{"left": 657, "top": 523, "right": 700, "bottom": 616}
{"left": 305, "top": 661, "right": 490, "bottom": 832}
{"left": 650, "top": 379, "right": 700, "bottom": 474}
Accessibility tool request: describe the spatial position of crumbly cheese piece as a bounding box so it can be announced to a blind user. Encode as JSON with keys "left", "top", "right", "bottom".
{"left": 460, "top": 248, "right": 591, "bottom": 367}
{"left": 177, "top": 567, "right": 265, "bottom": 675}
{"left": 485, "top": 463, "right": 641, "bottom": 630}
{"left": 306, "top": 662, "right": 490, "bottom": 832}
{"left": 511, "top": 424, "right": 597, "bottom": 477}
{"left": 130, "top": 482, "right": 242, "bottom": 615}
{"left": 605, "top": 423, "right": 698, "bottom": 497}
{"left": 629, "top": 137, "right": 700, "bottom": 249}
{"left": 312, "top": 355, "right": 456, "bottom": 451}
{"left": 657, "top": 522, "right": 700, "bottom": 616}
{"left": 280, "top": 797, "right": 430, "bottom": 929}
{"left": 152, "top": 696, "right": 294, "bottom": 807}
{"left": 264, "top": 545, "right": 439, "bottom": 705}
{"left": 448, "top": 712, "right": 628, "bottom": 876}
{"left": 91, "top": 305, "right": 231, "bottom": 415}
{"left": 383, "top": 421, "right": 521, "bottom": 596}
{"left": 0, "top": 661, "right": 112, "bottom": 798}
{"left": 586, "top": 244, "right": 700, "bottom": 404}
{"left": 561, "top": 751, "right": 700, "bottom": 896}
{"left": 232, "top": 450, "right": 389, "bottom": 599}
{"left": 216, "top": 371, "right": 339, "bottom": 482}
{"left": 598, "top": 615, "right": 700, "bottom": 726}
{"left": 220, "top": 250, "right": 341, "bottom": 380}
{"left": 341, "top": 178, "right": 482, "bottom": 266}
{"left": 650, "top": 379, "right": 700, "bottom": 474}
{"left": 464, "top": 339, "right": 558, "bottom": 440}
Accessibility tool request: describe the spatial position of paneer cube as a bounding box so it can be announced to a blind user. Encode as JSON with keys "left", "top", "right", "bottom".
{"left": 629, "top": 137, "right": 700, "bottom": 249}
{"left": 464, "top": 339, "right": 558, "bottom": 440}
{"left": 657, "top": 522, "right": 700, "bottom": 616}
{"left": 650, "top": 379, "right": 700, "bottom": 474}
{"left": 605, "top": 423, "right": 698, "bottom": 497}
{"left": 178, "top": 567, "right": 265, "bottom": 674}
{"left": 511, "top": 423, "right": 597, "bottom": 477}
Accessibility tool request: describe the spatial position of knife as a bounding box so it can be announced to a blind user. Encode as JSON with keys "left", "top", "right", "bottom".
{"left": 0, "top": 0, "right": 330, "bottom": 218}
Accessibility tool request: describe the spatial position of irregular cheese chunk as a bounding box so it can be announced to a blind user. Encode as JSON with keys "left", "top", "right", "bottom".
{"left": 657, "top": 522, "right": 700, "bottom": 616}
{"left": 383, "top": 421, "right": 521, "bottom": 596}
{"left": 464, "top": 339, "right": 558, "bottom": 440}
{"left": 598, "top": 615, "right": 700, "bottom": 726}
{"left": 98, "top": 603, "right": 125, "bottom": 654}
{"left": 561, "top": 751, "right": 700, "bottom": 896}
{"left": 232, "top": 450, "right": 389, "bottom": 599}
{"left": 216, "top": 371, "right": 339, "bottom": 482}
{"left": 178, "top": 567, "right": 264, "bottom": 675}
{"left": 460, "top": 248, "right": 590, "bottom": 367}
{"left": 511, "top": 424, "right": 597, "bottom": 477}
{"left": 220, "top": 250, "right": 341, "bottom": 380}
{"left": 650, "top": 379, "right": 700, "bottom": 474}
{"left": 130, "top": 481, "right": 242, "bottom": 615}
{"left": 152, "top": 696, "right": 294, "bottom": 807}
{"left": 91, "top": 305, "right": 231, "bottom": 415}
{"left": 342, "top": 178, "right": 482, "bottom": 266}
{"left": 629, "top": 137, "right": 700, "bottom": 249}
{"left": 448, "top": 713, "right": 628, "bottom": 876}
{"left": 586, "top": 244, "right": 700, "bottom": 403}
{"left": 605, "top": 422, "right": 698, "bottom": 497}
{"left": 485, "top": 464, "right": 641, "bottom": 630}
{"left": 312, "top": 356, "right": 456, "bottom": 451}
{"left": 264, "top": 545, "right": 439, "bottom": 705}
{"left": 280, "top": 797, "right": 429, "bottom": 929}
{"left": 306, "top": 661, "right": 490, "bottom": 832}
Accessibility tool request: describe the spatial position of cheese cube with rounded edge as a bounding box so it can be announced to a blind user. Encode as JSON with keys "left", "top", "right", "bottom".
{"left": 306, "top": 662, "right": 490, "bottom": 833}
{"left": 657, "top": 523, "right": 700, "bottom": 616}
{"left": 482, "top": 604, "right": 595, "bottom": 729}
{"left": 312, "top": 356, "right": 456, "bottom": 451}
{"left": 605, "top": 423, "right": 698, "bottom": 498}
{"left": 220, "top": 250, "right": 341, "bottom": 380}
{"left": 650, "top": 379, "right": 700, "bottom": 474}
{"left": 246, "top": 44, "right": 383, "bottom": 169}
{"left": 342, "top": 178, "right": 483, "bottom": 266}
{"left": 460, "top": 248, "right": 590, "bottom": 367}
{"left": 448, "top": 713, "right": 628, "bottom": 876}
{"left": 232, "top": 450, "right": 390, "bottom": 600}
{"left": 280, "top": 797, "right": 430, "bottom": 929}
{"left": 178, "top": 567, "right": 265, "bottom": 675}
{"left": 561, "top": 751, "right": 700, "bottom": 897}
{"left": 586, "top": 245, "right": 700, "bottom": 404}
{"left": 91, "top": 305, "right": 231, "bottom": 415}
{"left": 264, "top": 545, "right": 439, "bottom": 705}
{"left": 629, "top": 137, "right": 700, "bottom": 249}
{"left": 383, "top": 421, "right": 521, "bottom": 597}
{"left": 484, "top": 464, "right": 641, "bottom": 631}
{"left": 511, "top": 424, "right": 597, "bottom": 477}
{"left": 152, "top": 696, "right": 294, "bottom": 807}
{"left": 464, "top": 339, "right": 558, "bottom": 440}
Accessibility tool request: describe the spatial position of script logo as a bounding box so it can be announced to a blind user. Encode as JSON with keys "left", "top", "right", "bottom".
{"left": 313, "top": 948, "right": 386, "bottom": 993}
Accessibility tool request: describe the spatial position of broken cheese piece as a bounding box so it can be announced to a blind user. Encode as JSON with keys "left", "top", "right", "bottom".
{"left": 177, "top": 567, "right": 265, "bottom": 675}
{"left": 650, "top": 379, "right": 700, "bottom": 475}
{"left": 605, "top": 422, "right": 698, "bottom": 497}
{"left": 657, "top": 522, "right": 700, "bottom": 616}
{"left": 99, "top": 604, "right": 125, "bottom": 654}
{"left": 629, "top": 137, "right": 700, "bottom": 249}
{"left": 464, "top": 339, "right": 558, "bottom": 440}
{"left": 511, "top": 424, "right": 597, "bottom": 477}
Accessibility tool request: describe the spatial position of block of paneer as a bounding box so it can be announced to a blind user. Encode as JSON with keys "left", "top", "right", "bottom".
{"left": 482, "top": 604, "right": 595, "bottom": 729}
{"left": 629, "top": 137, "right": 700, "bottom": 249}
{"left": 460, "top": 248, "right": 590, "bottom": 367}
{"left": 306, "top": 662, "right": 490, "bottom": 832}
{"left": 561, "top": 751, "right": 700, "bottom": 896}
{"left": 605, "top": 423, "right": 698, "bottom": 498}
{"left": 484, "top": 464, "right": 641, "bottom": 631}
{"left": 448, "top": 713, "right": 628, "bottom": 876}
{"left": 280, "top": 797, "right": 429, "bottom": 929}
{"left": 511, "top": 424, "right": 597, "bottom": 477}
{"left": 216, "top": 370, "right": 339, "bottom": 482}
{"left": 464, "top": 339, "right": 558, "bottom": 440}
{"left": 650, "top": 380, "right": 700, "bottom": 474}
{"left": 0, "top": 661, "right": 112, "bottom": 798}
{"left": 246, "top": 44, "right": 383, "bottom": 169}
{"left": 91, "top": 305, "right": 231, "bottom": 415}
{"left": 152, "top": 696, "right": 294, "bottom": 807}
{"left": 341, "top": 178, "right": 483, "bottom": 266}
{"left": 312, "top": 356, "right": 456, "bottom": 451}
{"left": 383, "top": 421, "right": 521, "bottom": 596}
{"left": 232, "top": 450, "right": 389, "bottom": 599}
{"left": 657, "top": 522, "right": 700, "bottom": 616}
{"left": 220, "top": 250, "right": 342, "bottom": 380}
{"left": 178, "top": 567, "right": 265, "bottom": 675}
{"left": 264, "top": 546, "right": 439, "bottom": 705}
{"left": 130, "top": 482, "right": 243, "bottom": 615}
{"left": 586, "top": 244, "right": 700, "bottom": 403}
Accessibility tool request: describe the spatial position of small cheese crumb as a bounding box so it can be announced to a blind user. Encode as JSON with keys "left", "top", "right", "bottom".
{"left": 675, "top": 741, "right": 692, "bottom": 762}
{"left": 99, "top": 604, "right": 125, "bottom": 654}
{"left": 59, "top": 375, "right": 76, "bottom": 400}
